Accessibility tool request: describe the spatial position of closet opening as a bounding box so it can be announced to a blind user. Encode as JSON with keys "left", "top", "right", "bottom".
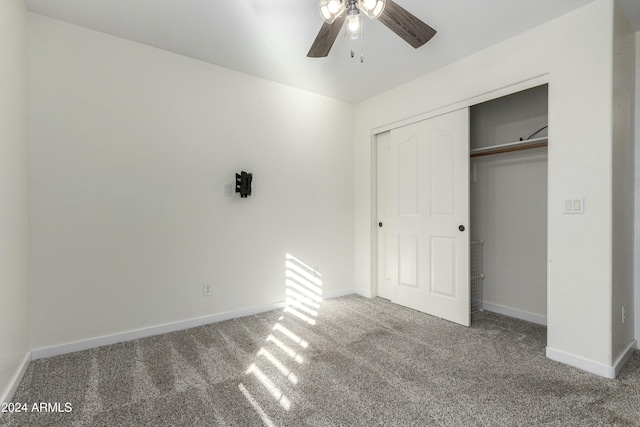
{"left": 469, "top": 84, "right": 548, "bottom": 327}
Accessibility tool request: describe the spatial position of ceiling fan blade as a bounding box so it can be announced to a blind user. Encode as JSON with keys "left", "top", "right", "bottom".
{"left": 378, "top": 0, "right": 436, "bottom": 49}
{"left": 307, "top": 15, "right": 346, "bottom": 58}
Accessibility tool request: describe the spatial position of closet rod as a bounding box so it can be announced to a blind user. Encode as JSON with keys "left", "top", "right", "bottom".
{"left": 470, "top": 137, "right": 548, "bottom": 158}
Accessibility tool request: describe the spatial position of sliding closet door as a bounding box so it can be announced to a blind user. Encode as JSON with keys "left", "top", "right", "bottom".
{"left": 377, "top": 108, "right": 470, "bottom": 326}
{"left": 376, "top": 131, "right": 395, "bottom": 300}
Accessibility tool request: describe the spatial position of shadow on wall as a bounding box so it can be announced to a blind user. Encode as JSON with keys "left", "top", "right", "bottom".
{"left": 238, "top": 253, "right": 323, "bottom": 425}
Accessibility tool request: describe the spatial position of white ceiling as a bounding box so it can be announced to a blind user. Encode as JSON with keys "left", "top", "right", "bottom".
{"left": 25, "top": 0, "right": 640, "bottom": 104}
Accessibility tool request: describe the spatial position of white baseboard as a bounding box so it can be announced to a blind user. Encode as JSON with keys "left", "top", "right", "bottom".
{"left": 31, "top": 291, "right": 358, "bottom": 361}
{"left": 354, "top": 288, "right": 374, "bottom": 298}
{"left": 613, "top": 340, "right": 638, "bottom": 377}
{"left": 323, "top": 288, "right": 357, "bottom": 299}
{"left": 482, "top": 301, "right": 547, "bottom": 326}
{"left": 1, "top": 352, "right": 31, "bottom": 404}
{"left": 32, "top": 301, "right": 285, "bottom": 360}
{"left": 546, "top": 340, "right": 637, "bottom": 379}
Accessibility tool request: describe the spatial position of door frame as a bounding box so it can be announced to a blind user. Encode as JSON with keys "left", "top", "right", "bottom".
{"left": 370, "top": 75, "right": 550, "bottom": 299}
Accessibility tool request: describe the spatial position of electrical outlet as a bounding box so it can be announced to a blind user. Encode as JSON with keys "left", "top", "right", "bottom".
{"left": 203, "top": 285, "right": 212, "bottom": 296}
{"left": 622, "top": 305, "right": 626, "bottom": 324}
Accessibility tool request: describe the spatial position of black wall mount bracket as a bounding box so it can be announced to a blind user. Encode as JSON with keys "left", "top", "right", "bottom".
{"left": 235, "top": 171, "right": 252, "bottom": 198}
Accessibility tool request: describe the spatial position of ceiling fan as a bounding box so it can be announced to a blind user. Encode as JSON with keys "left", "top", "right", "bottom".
{"left": 308, "top": 0, "right": 436, "bottom": 58}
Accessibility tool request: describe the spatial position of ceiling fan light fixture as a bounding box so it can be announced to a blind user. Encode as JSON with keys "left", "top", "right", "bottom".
{"left": 319, "top": 0, "right": 345, "bottom": 24}
{"left": 328, "top": 0, "right": 342, "bottom": 13}
{"left": 345, "top": 10, "right": 363, "bottom": 39}
{"left": 357, "top": 0, "right": 386, "bottom": 19}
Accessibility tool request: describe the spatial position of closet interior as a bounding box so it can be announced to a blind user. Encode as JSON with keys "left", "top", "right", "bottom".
{"left": 470, "top": 85, "right": 548, "bottom": 325}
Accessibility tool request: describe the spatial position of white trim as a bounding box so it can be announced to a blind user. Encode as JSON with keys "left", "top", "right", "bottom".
{"left": 613, "top": 340, "right": 638, "bottom": 377}
{"left": 354, "top": 288, "right": 375, "bottom": 298}
{"left": 31, "top": 302, "right": 285, "bottom": 360}
{"left": 323, "top": 288, "right": 357, "bottom": 299}
{"left": 1, "top": 352, "right": 31, "bottom": 404}
{"left": 371, "top": 75, "right": 550, "bottom": 135}
{"left": 370, "top": 131, "right": 379, "bottom": 301}
{"left": 482, "top": 301, "right": 547, "bottom": 326}
{"left": 546, "top": 341, "right": 637, "bottom": 379}
{"left": 30, "top": 291, "right": 358, "bottom": 360}
{"left": 546, "top": 347, "right": 613, "bottom": 378}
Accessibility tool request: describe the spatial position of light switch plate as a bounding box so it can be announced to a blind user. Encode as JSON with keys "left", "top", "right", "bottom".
{"left": 563, "top": 197, "right": 584, "bottom": 214}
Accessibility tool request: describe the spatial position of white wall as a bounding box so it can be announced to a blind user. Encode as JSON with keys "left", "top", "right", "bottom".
{"left": 471, "top": 152, "right": 548, "bottom": 323}
{"left": 355, "top": 0, "right": 626, "bottom": 372}
{"left": 470, "top": 87, "right": 549, "bottom": 324}
{"left": 470, "top": 85, "right": 549, "bottom": 149}
{"left": 29, "top": 14, "right": 355, "bottom": 350}
{"left": 0, "top": 0, "right": 29, "bottom": 402}
{"left": 611, "top": 0, "right": 636, "bottom": 361}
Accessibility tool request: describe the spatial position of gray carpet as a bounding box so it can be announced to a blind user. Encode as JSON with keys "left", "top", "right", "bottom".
{"left": 2, "top": 295, "right": 640, "bottom": 426}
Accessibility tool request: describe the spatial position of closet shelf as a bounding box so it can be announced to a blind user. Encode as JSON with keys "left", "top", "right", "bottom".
{"left": 470, "top": 137, "right": 548, "bottom": 158}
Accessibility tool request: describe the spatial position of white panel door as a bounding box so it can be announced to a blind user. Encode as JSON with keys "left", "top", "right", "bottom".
{"left": 377, "top": 108, "right": 470, "bottom": 326}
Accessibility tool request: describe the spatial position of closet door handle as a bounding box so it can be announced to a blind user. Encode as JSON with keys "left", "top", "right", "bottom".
{"left": 459, "top": 225, "right": 465, "bottom": 232}
{"left": 379, "top": 222, "right": 383, "bottom": 228}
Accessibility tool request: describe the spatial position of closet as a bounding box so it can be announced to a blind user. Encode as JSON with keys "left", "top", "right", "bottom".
{"left": 470, "top": 85, "right": 548, "bottom": 325}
